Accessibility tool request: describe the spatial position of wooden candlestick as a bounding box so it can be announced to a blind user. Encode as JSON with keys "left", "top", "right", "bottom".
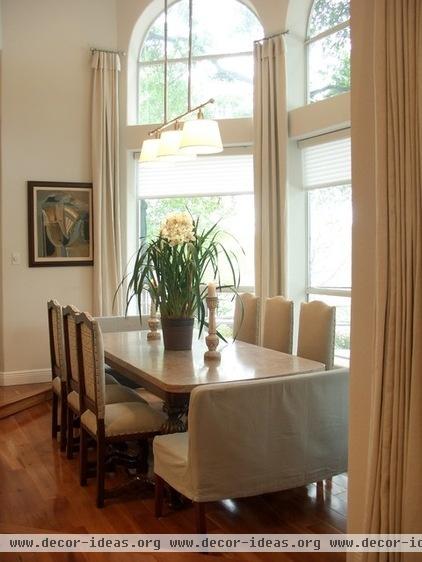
{"left": 147, "top": 300, "right": 161, "bottom": 340}
{"left": 204, "top": 296, "right": 220, "bottom": 360}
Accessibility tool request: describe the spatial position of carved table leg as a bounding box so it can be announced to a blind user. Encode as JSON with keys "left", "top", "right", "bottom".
{"left": 160, "top": 394, "right": 189, "bottom": 434}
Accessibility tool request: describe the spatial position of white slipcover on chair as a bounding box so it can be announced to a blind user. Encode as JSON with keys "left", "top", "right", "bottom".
{"left": 95, "top": 315, "right": 146, "bottom": 333}
{"left": 153, "top": 368, "right": 349, "bottom": 532}
{"left": 232, "top": 292, "right": 260, "bottom": 344}
{"left": 262, "top": 296, "right": 293, "bottom": 353}
{"left": 297, "top": 300, "right": 336, "bottom": 370}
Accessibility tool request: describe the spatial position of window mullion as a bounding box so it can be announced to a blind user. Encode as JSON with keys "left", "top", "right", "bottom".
{"left": 306, "top": 19, "right": 350, "bottom": 45}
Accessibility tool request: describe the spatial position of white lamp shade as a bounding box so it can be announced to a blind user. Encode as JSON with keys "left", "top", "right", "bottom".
{"left": 139, "top": 138, "right": 161, "bottom": 162}
{"left": 158, "top": 130, "right": 182, "bottom": 157}
{"left": 179, "top": 119, "right": 223, "bottom": 154}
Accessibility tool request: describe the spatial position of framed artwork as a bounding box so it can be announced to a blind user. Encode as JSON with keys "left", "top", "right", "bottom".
{"left": 28, "top": 181, "right": 93, "bottom": 267}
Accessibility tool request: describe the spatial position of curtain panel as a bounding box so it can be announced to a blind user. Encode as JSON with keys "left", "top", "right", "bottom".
{"left": 91, "top": 51, "right": 123, "bottom": 316}
{"left": 253, "top": 36, "right": 287, "bottom": 307}
{"left": 363, "top": 1, "right": 422, "bottom": 559}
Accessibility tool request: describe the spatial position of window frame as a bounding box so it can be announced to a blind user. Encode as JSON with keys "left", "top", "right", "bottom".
{"left": 302, "top": 129, "right": 352, "bottom": 364}
{"left": 134, "top": 151, "right": 256, "bottom": 315}
{"left": 135, "top": 0, "right": 262, "bottom": 124}
{"left": 306, "top": 0, "right": 351, "bottom": 104}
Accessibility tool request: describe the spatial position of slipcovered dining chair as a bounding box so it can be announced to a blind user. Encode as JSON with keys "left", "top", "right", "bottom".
{"left": 95, "top": 315, "right": 145, "bottom": 333}
{"left": 153, "top": 368, "right": 349, "bottom": 533}
{"left": 297, "top": 300, "right": 336, "bottom": 370}
{"left": 47, "top": 299, "right": 68, "bottom": 451}
{"left": 262, "top": 296, "right": 294, "bottom": 353}
{"left": 63, "top": 305, "right": 148, "bottom": 459}
{"left": 232, "top": 293, "right": 260, "bottom": 344}
{"left": 77, "top": 312, "right": 166, "bottom": 507}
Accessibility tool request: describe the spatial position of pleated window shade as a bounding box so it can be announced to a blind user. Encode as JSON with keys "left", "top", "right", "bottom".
{"left": 137, "top": 154, "right": 254, "bottom": 199}
{"left": 301, "top": 134, "right": 351, "bottom": 190}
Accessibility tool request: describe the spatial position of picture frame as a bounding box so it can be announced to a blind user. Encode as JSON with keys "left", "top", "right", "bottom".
{"left": 28, "top": 181, "right": 94, "bottom": 267}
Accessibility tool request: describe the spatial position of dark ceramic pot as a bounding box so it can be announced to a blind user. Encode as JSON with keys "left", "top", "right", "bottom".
{"left": 161, "top": 317, "right": 194, "bottom": 351}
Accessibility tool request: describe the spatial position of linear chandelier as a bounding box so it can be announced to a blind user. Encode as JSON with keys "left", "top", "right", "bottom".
{"left": 139, "top": 0, "right": 223, "bottom": 163}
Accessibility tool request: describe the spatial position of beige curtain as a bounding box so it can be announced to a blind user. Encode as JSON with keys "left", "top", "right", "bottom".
{"left": 253, "top": 36, "right": 287, "bottom": 302}
{"left": 91, "top": 51, "right": 122, "bottom": 316}
{"left": 363, "top": 1, "right": 422, "bottom": 559}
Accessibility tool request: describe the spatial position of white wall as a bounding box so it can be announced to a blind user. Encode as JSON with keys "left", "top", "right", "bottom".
{"left": 0, "top": 0, "right": 117, "bottom": 384}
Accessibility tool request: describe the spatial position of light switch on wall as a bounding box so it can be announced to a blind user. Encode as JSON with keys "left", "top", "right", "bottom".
{"left": 11, "top": 252, "right": 21, "bottom": 265}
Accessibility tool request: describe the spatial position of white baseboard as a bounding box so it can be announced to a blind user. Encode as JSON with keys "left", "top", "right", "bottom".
{"left": 0, "top": 368, "right": 51, "bottom": 386}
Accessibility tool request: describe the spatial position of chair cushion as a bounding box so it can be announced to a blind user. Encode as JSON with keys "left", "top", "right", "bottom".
{"left": 67, "top": 390, "right": 80, "bottom": 411}
{"left": 67, "top": 385, "right": 147, "bottom": 414}
{"left": 81, "top": 402, "right": 166, "bottom": 437}
{"left": 52, "top": 376, "right": 62, "bottom": 395}
{"left": 153, "top": 433, "right": 191, "bottom": 499}
{"left": 105, "top": 371, "right": 118, "bottom": 385}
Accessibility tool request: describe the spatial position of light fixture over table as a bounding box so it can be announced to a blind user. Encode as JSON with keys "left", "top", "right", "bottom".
{"left": 139, "top": 0, "right": 223, "bottom": 163}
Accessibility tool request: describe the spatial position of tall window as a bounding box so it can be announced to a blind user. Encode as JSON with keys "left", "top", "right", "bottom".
{"left": 135, "top": 154, "right": 255, "bottom": 332}
{"left": 137, "top": 0, "right": 263, "bottom": 124}
{"left": 301, "top": 132, "right": 352, "bottom": 363}
{"left": 307, "top": 0, "right": 350, "bottom": 103}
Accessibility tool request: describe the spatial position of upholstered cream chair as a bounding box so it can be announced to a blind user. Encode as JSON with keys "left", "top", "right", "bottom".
{"left": 154, "top": 368, "right": 349, "bottom": 533}
{"left": 63, "top": 305, "right": 148, "bottom": 459}
{"left": 262, "top": 296, "right": 294, "bottom": 353}
{"left": 96, "top": 315, "right": 147, "bottom": 333}
{"left": 232, "top": 293, "right": 260, "bottom": 344}
{"left": 77, "top": 312, "right": 166, "bottom": 507}
{"left": 297, "top": 300, "right": 336, "bottom": 370}
{"left": 47, "top": 299, "right": 68, "bottom": 452}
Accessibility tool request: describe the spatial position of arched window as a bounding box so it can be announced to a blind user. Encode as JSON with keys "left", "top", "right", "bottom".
{"left": 307, "top": 0, "right": 350, "bottom": 103}
{"left": 137, "top": 0, "right": 263, "bottom": 125}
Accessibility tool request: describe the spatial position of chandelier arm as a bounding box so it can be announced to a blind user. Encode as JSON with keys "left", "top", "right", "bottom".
{"left": 148, "top": 98, "right": 215, "bottom": 137}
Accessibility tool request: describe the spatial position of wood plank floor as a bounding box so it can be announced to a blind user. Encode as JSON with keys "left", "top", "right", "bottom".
{"left": 0, "top": 383, "right": 51, "bottom": 419}
{"left": 0, "top": 402, "right": 347, "bottom": 562}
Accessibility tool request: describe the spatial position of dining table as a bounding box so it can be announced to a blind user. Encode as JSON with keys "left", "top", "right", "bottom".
{"left": 103, "top": 329, "right": 325, "bottom": 433}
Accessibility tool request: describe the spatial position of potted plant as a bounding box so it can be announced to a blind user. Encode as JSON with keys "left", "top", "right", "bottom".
{"left": 124, "top": 212, "right": 241, "bottom": 350}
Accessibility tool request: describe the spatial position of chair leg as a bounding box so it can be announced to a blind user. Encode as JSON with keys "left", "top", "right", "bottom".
{"left": 59, "top": 398, "right": 67, "bottom": 452}
{"left": 80, "top": 428, "right": 88, "bottom": 486}
{"left": 195, "top": 502, "right": 207, "bottom": 534}
{"left": 51, "top": 392, "right": 59, "bottom": 440}
{"left": 96, "top": 438, "right": 106, "bottom": 508}
{"left": 66, "top": 409, "right": 74, "bottom": 460}
{"left": 138, "top": 439, "right": 149, "bottom": 474}
{"left": 155, "top": 474, "right": 165, "bottom": 518}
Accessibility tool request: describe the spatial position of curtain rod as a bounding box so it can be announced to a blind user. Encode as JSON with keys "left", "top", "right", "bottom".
{"left": 254, "top": 30, "right": 289, "bottom": 43}
{"left": 90, "top": 47, "right": 126, "bottom": 56}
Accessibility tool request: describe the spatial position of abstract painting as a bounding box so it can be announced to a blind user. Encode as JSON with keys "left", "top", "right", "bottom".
{"left": 28, "top": 181, "right": 93, "bottom": 267}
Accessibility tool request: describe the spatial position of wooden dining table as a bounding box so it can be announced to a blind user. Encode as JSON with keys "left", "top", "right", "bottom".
{"left": 103, "top": 330, "right": 325, "bottom": 433}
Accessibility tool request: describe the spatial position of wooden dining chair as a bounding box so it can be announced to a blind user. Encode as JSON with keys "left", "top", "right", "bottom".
{"left": 95, "top": 314, "right": 164, "bottom": 411}
{"left": 47, "top": 299, "right": 67, "bottom": 452}
{"left": 262, "top": 296, "right": 294, "bottom": 353}
{"left": 232, "top": 293, "right": 260, "bottom": 344}
{"left": 63, "top": 305, "right": 149, "bottom": 459}
{"left": 297, "top": 300, "right": 336, "bottom": 370}
{"left": 76, "top": 312, "right": 166, "bottom": 507}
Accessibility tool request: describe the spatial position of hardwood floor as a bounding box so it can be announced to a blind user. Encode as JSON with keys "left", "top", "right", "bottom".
{"left": 0, "top": 402, "right": 347, "bottom": 562}
{"left": 0, "top": 383, "right": 51, "bottom": 419}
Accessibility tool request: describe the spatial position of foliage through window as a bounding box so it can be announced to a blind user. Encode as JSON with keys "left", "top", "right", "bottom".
{"left": 135, "top": 154, "right": 255, "bottom": 336}
{"left": 307, "top": 0, "right": 350, "bottom": 103}
{"left": 138, "top": 0, "right": 263, "bottom": 124}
